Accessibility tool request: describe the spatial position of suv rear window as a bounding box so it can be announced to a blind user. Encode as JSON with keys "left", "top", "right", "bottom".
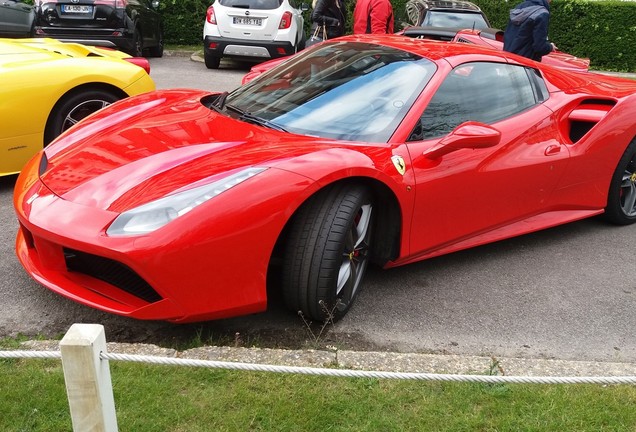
{"left": 218, "top": 0, "right": 283, "bottom": 9}
{"left": 422, "top": 11, "right": 488, "bottom": 29}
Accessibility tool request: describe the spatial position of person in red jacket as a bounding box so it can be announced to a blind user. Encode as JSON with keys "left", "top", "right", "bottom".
{"left": 353, "top": 0, "right": 394, "bottom": 34}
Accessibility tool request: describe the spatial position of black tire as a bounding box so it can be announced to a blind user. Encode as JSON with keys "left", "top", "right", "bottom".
{"left": 146, "top": 32, "right": 164, "bottom": 58}
{"left": 44, "top": 90, "right": 120, "bottom": 145}
{"left": 204, "top": 52, "right": 221, "bottom": 69}
{"left": 282, "top": 184, "right": 374, "bottom": 322}
{"left": 131, "top": 29, "right": 143, "bottom": 57}
{"left": 604, "top": 138, "right": 636, "bottom": 225}
{"left": 297, "top": 31, "right": 306, "bottom": 51}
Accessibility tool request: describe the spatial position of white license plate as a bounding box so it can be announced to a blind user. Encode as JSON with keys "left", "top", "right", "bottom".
{"left": 62, "top": 5, "right": 93, "bottom": 14}
{"left": 233, "top": 17, "right": 262, "bottom": 26}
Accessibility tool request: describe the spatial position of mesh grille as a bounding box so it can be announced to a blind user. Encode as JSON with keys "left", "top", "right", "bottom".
{"left": 64, "top": 248, "right": 162, "bottom": 303}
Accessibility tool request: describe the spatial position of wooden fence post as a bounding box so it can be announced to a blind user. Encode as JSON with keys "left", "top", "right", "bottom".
{"left": 60, "top": 324, "right": 118, "bottom": 432}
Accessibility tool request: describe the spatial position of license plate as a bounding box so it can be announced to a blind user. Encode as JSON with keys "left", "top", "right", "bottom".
{"left": 233, "top": 17, "right": 262, "bottom": 26}
{"left": 62, "top": 4, "right": 93, "bottom": 14}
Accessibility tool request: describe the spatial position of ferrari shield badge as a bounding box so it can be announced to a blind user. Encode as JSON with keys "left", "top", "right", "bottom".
{"left": 391, "top": 155, "right": 406, "bottom": 176}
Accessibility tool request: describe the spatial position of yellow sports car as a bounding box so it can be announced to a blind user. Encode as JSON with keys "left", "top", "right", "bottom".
{"left": 1, "top": 38, "right": 155, "bottom": 176}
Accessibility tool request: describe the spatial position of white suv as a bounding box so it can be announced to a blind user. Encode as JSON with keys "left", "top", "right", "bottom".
{"left": 203, "top": 0, "right": 307, "bottom": 69}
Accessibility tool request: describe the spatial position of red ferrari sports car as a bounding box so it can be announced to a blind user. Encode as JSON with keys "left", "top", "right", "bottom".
{"left": 14, "top": 35, "right": 636, "bottom": 323}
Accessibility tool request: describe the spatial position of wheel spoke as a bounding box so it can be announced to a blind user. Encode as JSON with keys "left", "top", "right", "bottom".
{"left": 64, "top": 100, "right": 112, "bottom": 131}
{"left": 336, "top": 203, "right": 372, "bottom": 301}
{"left": 336, "top": 260, "right": 352, "bottom": 296}
{"left": 354, "top": 204, "right": 372, "bottom": 249}
{"left": 621, "top": 179, "right": 636, "bottom": 216}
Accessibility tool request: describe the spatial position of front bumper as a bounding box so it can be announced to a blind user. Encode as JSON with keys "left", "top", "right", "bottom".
{"left": 13, "top": 156, "right": 274, "bottom": 323}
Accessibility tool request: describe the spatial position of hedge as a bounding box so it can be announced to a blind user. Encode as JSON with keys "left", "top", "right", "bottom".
{"left": 471, "top": 0, "right": 636, "bottom": 71}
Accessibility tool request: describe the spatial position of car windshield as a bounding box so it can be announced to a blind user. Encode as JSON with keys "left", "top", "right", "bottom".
{"left": 422, "top": 11, "right": 488, "bottom": 29}
{"left": 224, "top": 42, "right": 436, "bottom": 142}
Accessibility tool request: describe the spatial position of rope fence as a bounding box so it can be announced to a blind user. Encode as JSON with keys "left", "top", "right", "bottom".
{"left": 2, "top": 323, "right": 636, "bottom": 431}
{"left": 101, "top": 351, "right": 636, "bottom": 386}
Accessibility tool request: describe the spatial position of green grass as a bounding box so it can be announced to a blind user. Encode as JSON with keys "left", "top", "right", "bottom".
{"left": 165, "top": 44, "right": 200, "bottom": 52}
{"left": 1, "top": 358, "right": 636, "bottom": 431}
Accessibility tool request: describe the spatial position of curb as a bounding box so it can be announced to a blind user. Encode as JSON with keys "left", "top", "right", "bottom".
{"left": 20, "top": 340, "right": 636, "bottom": 377}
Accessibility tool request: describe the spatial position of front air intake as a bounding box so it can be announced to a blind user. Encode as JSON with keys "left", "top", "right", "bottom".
{"left": 64, "top": 248, "right": 162, "bottom": 303}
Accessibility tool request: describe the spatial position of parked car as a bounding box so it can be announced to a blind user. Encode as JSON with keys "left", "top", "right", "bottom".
{"left": 405, "top": 0, "right": 489, "bottom": 29}
{"left": 242, "top": 28, "right": 589, "bottom": 84}
{"left": 403, "top": 27, "right": 590, "bottom": 72}
{"left": 32, "top": 0, "right": 163, "bottom": 57}
{"left": 0, "top": 0, "right": 35, "bottom": 37}
{"left": 14, "top": 36, "right": 636, "bottom": 324}
{"left": 1, "top": 37, "right": 155, "bottom": 177}
{"left": 203, "top": 0, "right": 306, "bottom": 69}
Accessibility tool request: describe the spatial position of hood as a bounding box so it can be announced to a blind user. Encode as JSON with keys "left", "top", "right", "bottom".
{"left": 0, "top": 39, "right": 64, "bottom": 67}
{"left": 0, "top": 38, "right": 119, "bottom": 67}
{"left": 40, "top": 90, "right": 331, "bottom": 213}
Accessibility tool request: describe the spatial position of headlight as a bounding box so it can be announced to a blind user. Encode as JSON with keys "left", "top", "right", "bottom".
{"left": 106, "top": 167, "right": 267, "bottom": 236}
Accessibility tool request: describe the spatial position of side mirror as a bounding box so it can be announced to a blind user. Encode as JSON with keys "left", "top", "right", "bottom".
{"left": 423, "top": 121, "right": 501, "bottom": 159}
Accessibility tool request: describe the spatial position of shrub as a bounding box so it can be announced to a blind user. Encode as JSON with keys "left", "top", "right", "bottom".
{"left": 471, "top": 0, "right": 636, "bottom": 71}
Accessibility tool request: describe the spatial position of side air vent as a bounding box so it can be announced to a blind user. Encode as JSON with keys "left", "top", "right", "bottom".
{"left": 567, "top": 99, "right": 615, "bottom": 143}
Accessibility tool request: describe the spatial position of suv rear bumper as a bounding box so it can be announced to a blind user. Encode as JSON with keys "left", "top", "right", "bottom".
{"left": 204, "top": 35, "right": 295, "bottom": 60}
{"left": 34, "top": 27, "right": 134, "bottom": 53}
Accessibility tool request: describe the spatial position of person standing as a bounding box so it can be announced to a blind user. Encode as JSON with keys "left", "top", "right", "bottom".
{"left": 503, "top": 0, "right": 557, "bottom": 62}
{"left": 311, "top": 0, "right": 346, "bottom": 39}
{"left": 353, "top": 0, "right": 394, "bottom": 35}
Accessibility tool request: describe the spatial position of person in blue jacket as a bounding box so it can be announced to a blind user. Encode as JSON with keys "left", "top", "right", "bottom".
{"left": 503, "top": 0, "right": 557, "bottom": 61}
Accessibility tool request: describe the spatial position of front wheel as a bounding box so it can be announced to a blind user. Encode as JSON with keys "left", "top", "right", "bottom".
{"left": 44, "top": 90, "right": 120, "bottom": 145}
{"left": 146, "top": 32, "right": 164, "bottom": 57}
{"left": 604, "top": 138, "right": 636, "bottom": 225}
{"left": 282, "top": 184, "right": 374, "bottom": 322}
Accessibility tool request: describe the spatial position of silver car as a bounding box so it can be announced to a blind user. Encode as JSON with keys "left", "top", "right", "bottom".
{"left": 0, "top": 0, "right": 35, "bottom": 37}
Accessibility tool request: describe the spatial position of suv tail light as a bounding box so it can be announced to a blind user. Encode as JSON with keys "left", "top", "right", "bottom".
{"left": 206, "top": 6, "right": 217, "bottom": 25}
{"left": 278, "top": 11, "right": 292, "bottom": 29}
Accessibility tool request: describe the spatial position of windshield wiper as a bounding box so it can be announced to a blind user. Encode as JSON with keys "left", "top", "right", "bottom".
{"left": 226, "top": 104, "right": 288, "bottom": 132}
{"left": 209, "top": 91, "right": 229, "bottom": 113}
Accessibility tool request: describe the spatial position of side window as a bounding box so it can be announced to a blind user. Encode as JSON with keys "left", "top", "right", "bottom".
{"left": 408, "top": 62, "right": 541, "bottom": 141}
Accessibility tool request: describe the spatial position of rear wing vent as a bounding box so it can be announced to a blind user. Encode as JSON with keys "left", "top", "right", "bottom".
{"left": 567, "top": 99, "right": 615, "bottom": 143}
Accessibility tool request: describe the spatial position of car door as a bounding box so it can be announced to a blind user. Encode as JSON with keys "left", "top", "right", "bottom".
{"left": 404, "top": 61, "right": 570, "bottom": 256}
{"left": 0, "top": 0, "right": 34, "bottom": 36}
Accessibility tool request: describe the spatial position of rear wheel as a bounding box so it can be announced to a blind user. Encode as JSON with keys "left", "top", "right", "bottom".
{"left": 204, "top": 52, "right": 221, "bottom": 69}
{"left": 44, "top": 89, "right": 120, "bottom": 145}
{"left": 131, "top": 29, "right": 143, "bottom": 57}
{"left": 604, "top": 138, "right": 636, "bottom": 225}
{"left": 282, "top": 184, "right": 374, "bottom": 322}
